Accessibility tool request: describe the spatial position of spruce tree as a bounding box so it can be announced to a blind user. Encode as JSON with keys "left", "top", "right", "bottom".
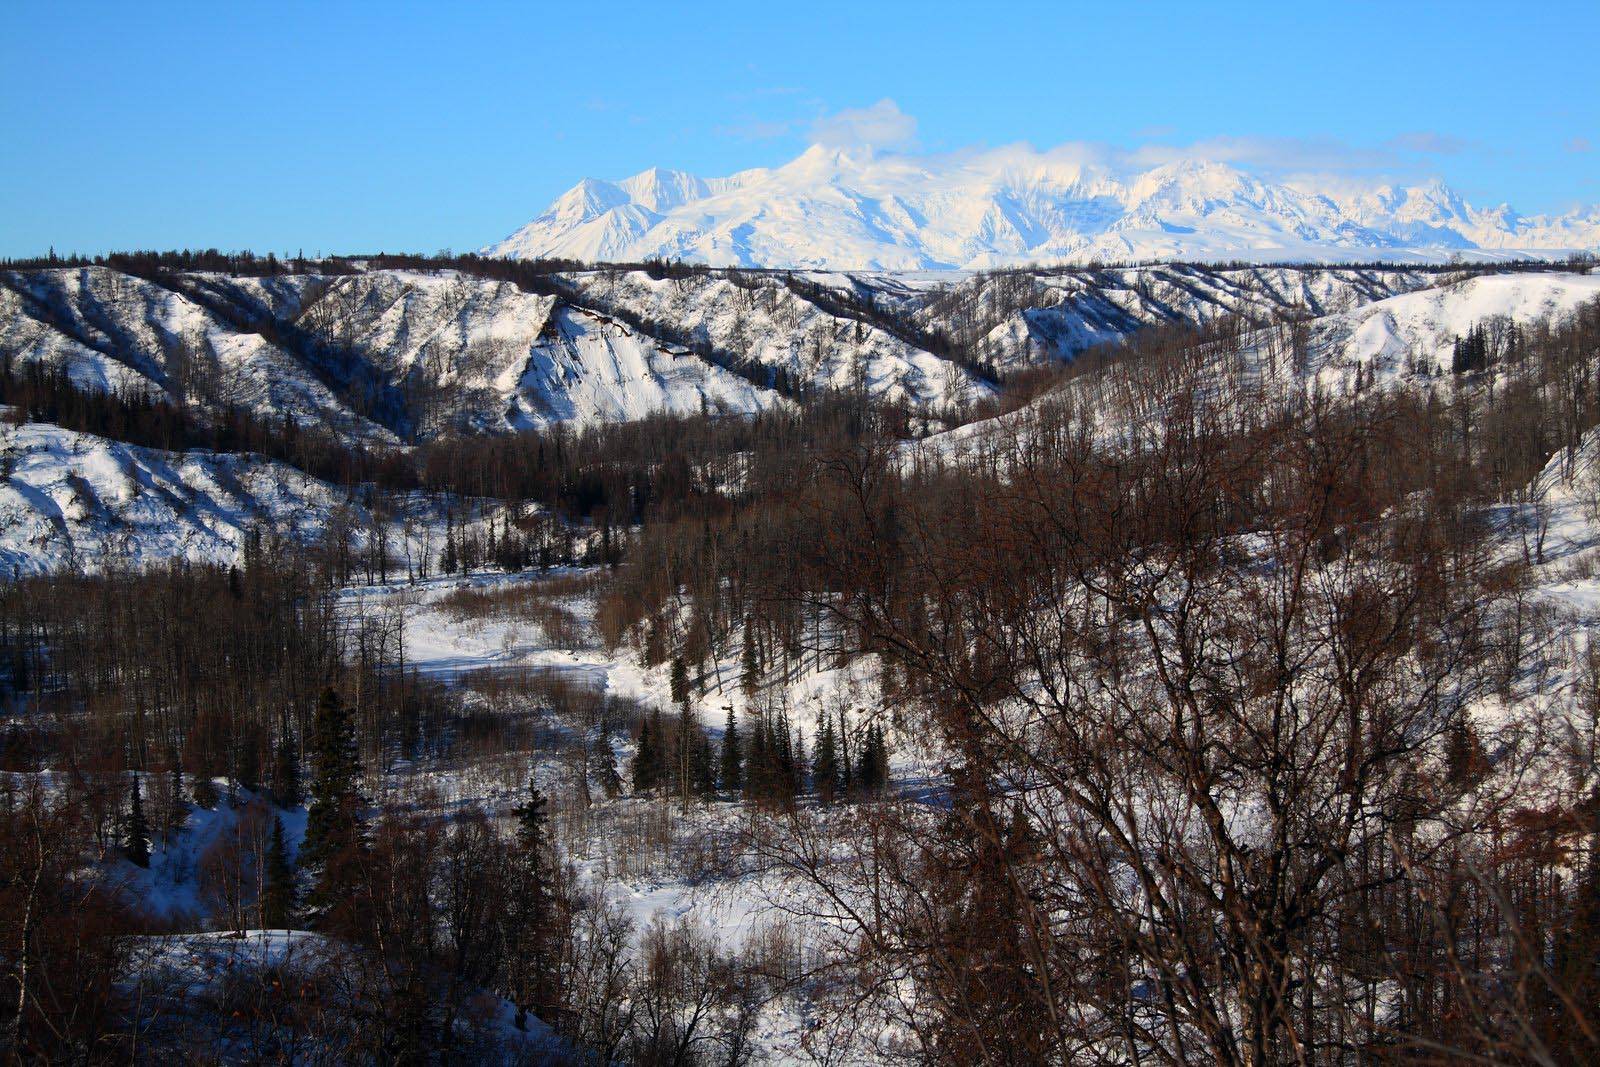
{"left": 261, "top": 815, "right": 295, "bottom": 928}
{"left": 124, "top": 775, "right": 151, "bottom": 868}
{"left": 669, "top": 656, "right": 690, "bottom": 708}
{"left": 510, "top": 775, "right": 559, "bottom": 1028}
{"left": 813, "top": 714, "right": 839, "bottom": 803}
{"left": 859, "top": 724, "right": 891, "bottom": 796}
{"left": 741, "top": 622, "right": 760, "bottom": 696}
{"left": 690, "top": 724, "right": 717, "bottom": 797}
{"left": 631, "top": 713, "right": 659, "bottom": 794}
{"left": 592, "top": 731, "right": 623, "bottom": 798}
{"left": 1445, "top": 711, "right": 1488, "bottom": 789}
{"left": 774, "top": 708, "right": 797, "bottom": 801}
{"left": 745, "top": 714, "right": 770, "bottom": 802}
{"left": 301, "top": 687, "right": 363, "bottom": 905}
{"left": 719, "top": 707, "right": 742, "bottom": 793}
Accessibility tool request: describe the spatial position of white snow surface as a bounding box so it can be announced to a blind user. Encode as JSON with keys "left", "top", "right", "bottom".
{"left": 0, "top": 420, "right": 475, "bottom": 576}
{"left": 488, "top": 146, "right": 1600, "bottom": 269}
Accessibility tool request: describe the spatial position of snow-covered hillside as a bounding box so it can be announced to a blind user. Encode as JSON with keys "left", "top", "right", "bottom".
{"left": 0, "top": 421, "right": 442, "bottom": 576}
{"left": 1297, "top": 271, "right": 1600, "bottom": 385}
{"left": 0, "top": 267, "right": 396, "bottom": 443}
{"left": 905, "top": 263, "right": 1433, "bottom": 368}
{"left": 6, "top": 262, "right": 1458, "bottom": 439}
{"left": 489, "top": 146, "right": 1600, "bottom": 269}
{"left": 914, "top": 269, "right": 1600, "bottom": 464}
{"left": 0, "top": 266, "right": 794, "bottom": 441}
{"left": 559, "top": 269, "right": 988, "bottom": 408}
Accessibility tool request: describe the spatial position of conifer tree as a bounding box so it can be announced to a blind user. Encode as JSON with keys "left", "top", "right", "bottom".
{"left": 631, "top": 712, "right": 660, "bottom": 794}
{"left": 858, "top": 724, "right": 891, "bottom": 796}
{"left": 774, "top": 708, "right": 798, "bottom": 801}
{"left": 719, "top": 707, "right": 742, "bottom": 792}
{"left": 669, "top": 656, "right": 690, "bottom": 708}
{"left": 741, "top": 621, "right": 760, "bottom": 696}
{"left": 442, "top": 515, "right": 459, "bottom": 574}
{"left": 261, "top": 815, "right": 295, "bottom": 928}
{"left": 1445, "top": 710, "right": 1488, "bottom": 791}
{"left": 510, "top": 775, "right": 560, "bottom": 1028}
{"left": 744, "top": 714, "right": 770, "bottom": 802}
{"left": 301, "top": 687, "right": 364, "bottom": 906}
{"left": 124, "top": 775, "right": 151, "bottom": 868}
{"left": 690, "top": 722, "right": 717, "bottom": 797}
{"left": 592, "top": 730, "right": 623, "bottom": 798}
{"left": 813, "top": 714, "right": 840, "bottom": 803}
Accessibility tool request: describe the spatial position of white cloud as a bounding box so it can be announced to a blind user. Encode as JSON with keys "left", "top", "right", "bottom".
{"left": 1125, "top": 136, "right": 1399, "bottom": 175}
{"left": 1568, "top": 136, "right": 1594, "bottom": 154}
{"left": 809, "top": 99, "right": 918, "bottom": 150}
{"left": 1385, "top": 131, "right": 1471, "bottom": 155}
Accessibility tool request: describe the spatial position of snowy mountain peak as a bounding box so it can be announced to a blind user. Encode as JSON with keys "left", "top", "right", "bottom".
{"left": 488, "top": 146, "right": 1600, "bottom": 269}
{"left": 616, "top": 167, "right": 708, "bottom": 213}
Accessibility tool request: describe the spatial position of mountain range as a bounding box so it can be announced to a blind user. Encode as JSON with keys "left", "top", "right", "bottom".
{"left": 488, "top": 145, "right": 1600, "bottom": 269}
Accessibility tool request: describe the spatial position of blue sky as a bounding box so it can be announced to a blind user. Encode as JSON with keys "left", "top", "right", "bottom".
{"left": 1, "top": 0, "right": 1595, "bottom": 258}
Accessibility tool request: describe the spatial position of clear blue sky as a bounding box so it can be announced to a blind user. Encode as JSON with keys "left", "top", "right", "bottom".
{"left": 2, "top": 0, "right": 1595, "bottom": 258}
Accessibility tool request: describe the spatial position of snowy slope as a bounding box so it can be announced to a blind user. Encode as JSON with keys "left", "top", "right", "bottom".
{"left": 0, "top": 267, "right": 396, "bottom": 443}
{"left": 560, "top": 269, "right": 990, "bottom": 409}
{"left": 509, "top": 302, "right": 781, "bottom": 427}
{"left": 1297, "top": 271, "right": 1600, "bottom": 387}
{"left": 913, "top": 270, "right": 1600, "bottom": 463}
{"left": 489, "top": 146, "right": 1600, "bottom": 269}
{"left": 300, "top": 270, "right": 782, "bottom": 433}
{"left": 0, "top": 421, "right": 393, "bottom": 575}
{"left": 910, "top": 263, "right": 1433, "bottom": 368}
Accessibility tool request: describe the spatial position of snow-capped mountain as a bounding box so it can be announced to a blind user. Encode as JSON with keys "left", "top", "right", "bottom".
{"left": 488, "top": 146, "right": 1600, "bottom": 269}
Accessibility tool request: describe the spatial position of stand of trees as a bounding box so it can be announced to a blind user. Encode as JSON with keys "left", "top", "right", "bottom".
{"left": 590, "top": 293, "right": 1600, "bottom": 1063}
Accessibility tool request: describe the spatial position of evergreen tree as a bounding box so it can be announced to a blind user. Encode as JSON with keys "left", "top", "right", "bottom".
{"left": 669, "top": 656, "right": 690, "bottom": 708}
{"left": 741, "top": 621, "right": 760, "bottom": 696}
{"left": 442, "top": 516, "right": 459, "bottom": 574}
{"left": 690, "top": 722, "right": 717, "bottom": 797}
{"left": 192, "top": 774, "right": 220, "bottom": 810}
{"left": 301, "top": 687, "right": 364, "bottom": 906}
{"left": 744, "top": 714, "right": 770, "bottom": 802}
{"left": 631, "top": 712, "right": 661, "bottom": 794}
{"left": 813, "top": 714, "right": 840, "bottom": 802}
{"left": 261, "top": 815, "right": 295, "bottom": 928}
{"left": 510, "top": 775, "right": 559, "bottom": 1028}
{"left": 858, "top": 724, "right": 891, "bottom": 796}
{"left": 719, "top": 707, "right": 743, "bottom": 792}
{"left": 774, "top": 708, "right": 798, "bottom": 801}
{"left": 124, "top": 775, "right": 151, "bottom": 868}
{"left": 592, "top": 730, "right": 623, "bottom": 798}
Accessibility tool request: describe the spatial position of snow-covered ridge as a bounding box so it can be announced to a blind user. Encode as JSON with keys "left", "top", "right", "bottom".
{"left": 488, "top": 146, "right": 1600, "bottom": 269}
{"left": 914, "top": 270, "right": 1600, "bottom": 464}
{"left": 0, "top": 266, "right": 791, "bottom": 441}
{"left": 0, "top": 421, "right": 360, "bottom": 575}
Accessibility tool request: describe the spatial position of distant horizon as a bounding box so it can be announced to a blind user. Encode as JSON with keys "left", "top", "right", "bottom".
{"left": 2, "top": 1, "right": 1596, "bottom": 258}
